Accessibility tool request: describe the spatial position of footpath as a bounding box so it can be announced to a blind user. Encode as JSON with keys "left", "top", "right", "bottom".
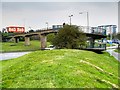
{"left": 0, "top": 52, "right": 31, "bottom": 61}
{"left": 106, "top": 49, "right": 120, "bottom": 62}
{"left": 106, "top": 44, "right": 120, "bottom": 62}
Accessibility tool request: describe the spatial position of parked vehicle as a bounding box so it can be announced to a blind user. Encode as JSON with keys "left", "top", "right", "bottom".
{"left": 115, "top": 40, "right": 120, "bottom": 44}
{"left": 112, "top": 39, "right": 120, "bottom": 44}
{"left": 44, "top": 45, "right": 55, "bottom": 50}
{"left": 107, "top": 39, "right": 120, "bottom": 44}
{"left": 107, "top": 40, "right": 111, "bottom": 43}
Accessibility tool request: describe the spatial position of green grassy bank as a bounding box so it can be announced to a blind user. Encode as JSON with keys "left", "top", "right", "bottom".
{"left": 114, "top": 49, "right": 120, "bottom": 53}
{"left": 1, "top": 49, "right": 120, "bottom": 88}
{"left": 1, "top": 40, "right": 50, "bottom": 52}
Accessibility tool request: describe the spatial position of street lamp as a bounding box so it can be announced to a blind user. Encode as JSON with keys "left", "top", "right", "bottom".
{"left": 79, "top": 12, "right": 89, "bottom": 33}
{"left": 46, "top": 22, "right": 48, "bottom": 30}
{"left": 69, "top": 15, "right": 73, "bottom": 26}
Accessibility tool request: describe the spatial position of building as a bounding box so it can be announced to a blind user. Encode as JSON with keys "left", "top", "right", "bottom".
{"left": 52, "top": 25, "right": 63, "bottom": 30}
{"left": 91, "top": 25, "right": 117, "bottom": 35}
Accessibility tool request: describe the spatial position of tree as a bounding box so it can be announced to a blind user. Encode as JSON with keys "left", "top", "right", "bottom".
{"left": 112, "top": 33, "right": 116, "bottom": 39}
{"left": 52, "top": 25, "right": 87, "bottom": 49}
{"left": 47, "top": 33, "right": 55, "bottom": 44}
{"left": 116, "top": 32, "right": 120, "bottom": 40}
{"left": 29, "top": 29, "right": 34, "bottom": 33}
{"left": 107, "top": 33, "right": 117, "bottom": 40}
{"left": 107, "top": 34, "right": 110, "bottom": 40}
{"left": 2, "top": 28, "right": 6, "bottom": 33}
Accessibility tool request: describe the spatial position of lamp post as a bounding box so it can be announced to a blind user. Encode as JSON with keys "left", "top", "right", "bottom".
{"left": 79, "top": 12, "right": 89, "bottom": 33}
{"left": 69, "top": 15, "right": 73, "bottom": 26}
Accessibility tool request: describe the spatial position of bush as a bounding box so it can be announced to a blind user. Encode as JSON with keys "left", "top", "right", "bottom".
{"left": 52, "top": 25, "right": 87, "bottom": 49}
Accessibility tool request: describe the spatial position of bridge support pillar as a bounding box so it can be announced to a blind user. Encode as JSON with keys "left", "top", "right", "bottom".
{"left": 118, "top": 44, "right": 120, "bottom": 50}
{"left": 14, "top": 37, "right": 19, "bottom": 43}
{"left": 90, "top": 38, "right": 95, "bottom": 48}
{"left": 40, "top": 34, "right": 47, "bottom": 49}
{"left": 25, "top": 37, "right": 30, "bottom": 46}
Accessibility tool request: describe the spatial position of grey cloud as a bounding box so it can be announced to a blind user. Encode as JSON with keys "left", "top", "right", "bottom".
{"left": 2, "top": 2, "right": 118, "bottom": 31}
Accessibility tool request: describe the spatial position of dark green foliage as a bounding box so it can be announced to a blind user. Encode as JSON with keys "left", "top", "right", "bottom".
{"left": 52, "top": 25, "right": 87, "bottom": 49}
{"left": 2, "top": 32, "right": 12, "bottom": 42}
{"left": 29, "top": 29, "right": 34, "bottom": 32}
{"left": 116, "top": 32, "right": 120, "bottom": 40}
{"left": 107, "top": 33, "right": 117, "bottom": 40}
{"left": 47, "top": 33, "right": 55, "bottom": 44}
{"left": 112, "top": 33, "right": 117, "bottom": 39}
{"left": 19, "top": 37, "right": 25, "bottom": 41}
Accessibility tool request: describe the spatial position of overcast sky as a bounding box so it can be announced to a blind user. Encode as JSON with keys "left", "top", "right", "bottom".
{"left": 1, "top": 1, "right": 119, "bottom": 32}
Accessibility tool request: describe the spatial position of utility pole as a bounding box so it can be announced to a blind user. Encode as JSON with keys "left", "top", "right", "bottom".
{"left": 87, "top": 12, "right": 89, "bottom": 33}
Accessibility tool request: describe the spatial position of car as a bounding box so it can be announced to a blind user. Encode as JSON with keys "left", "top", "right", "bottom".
{"left": 115, "top": 40, "right": 120, "bottom": 44}
{"left": 44, "top": 45, "right": 55, "bottom": 50}
{"left": 107, "top": 40, "right": 110, "bottom": 43}
{"left": 112, "top": 39, "right": 120, "bottom": 44}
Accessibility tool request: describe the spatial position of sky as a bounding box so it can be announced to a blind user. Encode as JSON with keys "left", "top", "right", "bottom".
{"left": 1, "top": 0, "right": 120, "bottom": 2}
{"left": 0, "top": 1, "right": 119, "bottom": 32}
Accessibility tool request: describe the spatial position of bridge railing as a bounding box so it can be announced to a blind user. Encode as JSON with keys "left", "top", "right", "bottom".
{"left": 86, "top": 42, "right": 106, "bottom": 49}
{"left": 13, "top": 29, "right": 58, "bottom": 36}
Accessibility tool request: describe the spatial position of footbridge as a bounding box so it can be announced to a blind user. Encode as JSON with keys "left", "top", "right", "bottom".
{"left": 10, "top": 29, "right": 107, "bottom": 50}
{"left": 85, "top": 33, "right": 107, "bottom": 50}
{"left": 11, "top": 30, "right": 57, "bottom": 49}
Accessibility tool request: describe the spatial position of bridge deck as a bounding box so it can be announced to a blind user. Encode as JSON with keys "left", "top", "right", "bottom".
{"left": 85, "top": 33, "right": 107, "bottom": 39}
{"left": 84, "top": 48, "right": 106, "bottom": 51}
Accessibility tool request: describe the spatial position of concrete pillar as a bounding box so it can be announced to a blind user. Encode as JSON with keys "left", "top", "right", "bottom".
{"left": 14, "top": 37, "right": 19, "bottom": 43}
{"left": 89, "top": 37, "right": 95, "bottom": 48}
{"left": 25, "top": 37, "right": 30, "bottom": 46}
{"left": 40, "top": 34, "right": 47, "bottom": 49}
{"left": 104, "top": 44, "right": 106, "bottom": 50}
{"left": 118, "top": 44, "right": 120, "bottom": 50}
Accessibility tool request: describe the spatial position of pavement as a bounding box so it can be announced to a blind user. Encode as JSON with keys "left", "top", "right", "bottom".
{"left": 106, "top": 44, "right": 120, "bottom": 62}
{"left": 0, "top": 52, "right": 31, "bottom": 61}
{"left": 106, "top": 49, "right": 120, "bottom": 62}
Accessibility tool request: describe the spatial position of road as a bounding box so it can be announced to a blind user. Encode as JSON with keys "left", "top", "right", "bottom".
{"left": 0, "top": 52, "right": 31, "bottom": 61}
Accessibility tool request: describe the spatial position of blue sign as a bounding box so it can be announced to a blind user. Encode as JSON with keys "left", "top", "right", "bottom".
{"left": 109, "top": 41, "right": 112, "bottom": 45}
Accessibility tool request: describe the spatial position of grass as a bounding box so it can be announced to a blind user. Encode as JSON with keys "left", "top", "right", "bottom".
{"left": 106, "top": 43, "right": 111, "bottom": 47}
{"left": 114, "top": 49, "right": 120, "bottom": 53}
{"left": 106, "top": 43, "right": 116, "bottom": 47}
{"left": 1, "top": 49, "right": 120, "bottom": 88}
{"left": 0, "top": 40, "right": 50, "bottom": 52}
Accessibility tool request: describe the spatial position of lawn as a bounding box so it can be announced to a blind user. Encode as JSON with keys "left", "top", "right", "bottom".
{"left": 106, "top": 43, "right": 116, "bottom": 47}
{"left": 1, "top": 40, "right": 50, "bottom": 52}
{"left": 114, "top": 49, "right": 120, "bottom": 53}
{"left": 1, "top": 49, "right": 120, "bottom": 88}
